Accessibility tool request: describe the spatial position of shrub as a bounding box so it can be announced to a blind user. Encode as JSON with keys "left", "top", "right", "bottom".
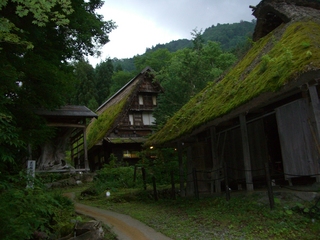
{"left": 0, "top": 173, "right": 74, "bottom": 239}
{"left": 95, "top": 165, "right": 136, "bottom": 191}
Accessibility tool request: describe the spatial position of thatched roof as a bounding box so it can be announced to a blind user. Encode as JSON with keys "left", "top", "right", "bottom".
{"left": 146, "top": 0, "right": 320, "bottom": 147}
{"left": 86, "top": 67, "right": 153, "bottom": 149}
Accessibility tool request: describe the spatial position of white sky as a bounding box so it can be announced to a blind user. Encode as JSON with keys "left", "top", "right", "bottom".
{"left": 88, "top": 0, "right": 261, "bottom": 66}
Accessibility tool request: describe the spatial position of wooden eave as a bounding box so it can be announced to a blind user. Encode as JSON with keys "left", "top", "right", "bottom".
{"left": 36, "top": 105, "right": 97, "bottom": 126}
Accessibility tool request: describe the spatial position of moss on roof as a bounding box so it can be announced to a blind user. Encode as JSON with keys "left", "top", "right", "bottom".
{"left": 87, "top": 96, "right": 129, "bottom": 149}
{"left": 146, "top": 20, "right": 320, "bottom": 146}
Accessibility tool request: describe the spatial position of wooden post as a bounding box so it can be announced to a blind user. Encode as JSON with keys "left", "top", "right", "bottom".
{"left": 178, "top": 141, "right": 185, "bottom": 196}
{"left": 142, "top": 167, "right": 147, "bottom": 190}
{"left": 171, "top": 171, "right": 176, "bottom": 200}
{"left": 210, "top": 127, "right": 221, "bottom": 193}
{"left": 193, "top": 168, "right": 199, "bottom": 200}
{"left": 152, "top": 176, "right": 158, "bottom": 201}
{"left": 224, "top": 162, "right": 230, "bottom": 201}
{"left": 239, "top": 114, "right": 254, "bottom": 191}
{"left": 265, "top": 162, "right": 275, "bottom": 210}
{"left": 133, "top": 165, "right": 137, "bottom": 186}
{"left": 308, "top": 84, "right": 320, "bottom": 182}
{"left": 83, "top": 127, "right": 89, "bottom": 171}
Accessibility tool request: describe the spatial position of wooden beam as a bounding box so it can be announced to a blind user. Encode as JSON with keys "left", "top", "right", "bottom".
{"left": 177, "top": 141, "right": 185, "bottom": 196}
{"left": 239, "top": 114, "right": 254, "bottom": 191}
{"left": 210, "top": 127, "right": 221, "bottom": 193}
{"left": 47, "top": 123, "right": 86, "bottom": 128}
{"left": 83, "top": 127, "right": 89, "bottom": 171}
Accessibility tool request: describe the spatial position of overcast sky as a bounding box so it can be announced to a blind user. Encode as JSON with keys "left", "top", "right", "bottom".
{"left": 88, "top": 0, "right": 261, "bottom": 66}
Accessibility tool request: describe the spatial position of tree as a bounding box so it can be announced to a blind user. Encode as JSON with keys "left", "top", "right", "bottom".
{"left": 108, "top": 71, "right": 136, "bottom": 98}
{"left": 134, "top": 48, "right": 172, "bottom": 72}
{"left": 154, "top": 40, "right": 237, "bottom": 127}
{"left": 0, "top": 0, "right": 73, "bottom": 50}
{"left": 95, "top": 58, "right": 114, "bottom": 105}
{"left": 0, "top": 0, "right": 116, "bottom": 167}
{"left": 71, "top": 60, "right": 98, "bottom": 110}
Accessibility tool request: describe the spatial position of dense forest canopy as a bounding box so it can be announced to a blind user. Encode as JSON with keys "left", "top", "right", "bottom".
{"left": 0, "top": 0, "right": 116, "bottom": 167}
{"left": 0, "top": 1, "right": 118, "bottom": 238}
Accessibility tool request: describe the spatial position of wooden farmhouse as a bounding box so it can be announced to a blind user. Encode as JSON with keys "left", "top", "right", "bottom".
{"left": 146, "top": 0, "right": 320, "bottom": 196}
{"left": 86, "top": 67, "right": 163, "bottom": 171}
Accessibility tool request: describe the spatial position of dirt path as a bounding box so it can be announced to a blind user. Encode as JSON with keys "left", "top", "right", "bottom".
{"left": 64, "top": 193, "right": 172, "bottom": 240}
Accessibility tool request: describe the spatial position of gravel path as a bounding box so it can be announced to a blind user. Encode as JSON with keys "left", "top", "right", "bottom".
{"left": 64, "top": 193, "right": 172, "bottom": 240}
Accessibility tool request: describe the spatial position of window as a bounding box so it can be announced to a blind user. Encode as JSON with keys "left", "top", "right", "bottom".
{"left": 129, "top": 114, "right": 133, "bottom": 125}
{"left": 139, "top": 95, "right": 143, "bottom": 105}
{"left": 123, "top": 150, "right": 139, "bottom": 158}
{"left": 152, "top": 96, "right": 157, "bottom": 105}
{"left": 142, "top": 112, "right": 155, "bottom": 125}
{"left": 128, "top": 113, "right": 142, "bottom": 126}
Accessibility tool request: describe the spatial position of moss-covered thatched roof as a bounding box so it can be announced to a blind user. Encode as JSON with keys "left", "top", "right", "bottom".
{"left": 87, "top": 96, "right": 128, "bottom": 149}
{"left": 86, "top": 67, "right": 154, "bottom": 149}
{"left": 146, "top": 17, "right": 320, "bottom": 146}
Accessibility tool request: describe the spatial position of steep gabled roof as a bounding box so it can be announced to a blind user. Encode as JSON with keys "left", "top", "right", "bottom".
{"left": 146, "top": 3, "right": 320, "bottom": 147}
{"left": 96, "top": 66, "right": 153, "bottom": 113}
{"left": 87, "top": 67, "right": 154, "bottom": 149}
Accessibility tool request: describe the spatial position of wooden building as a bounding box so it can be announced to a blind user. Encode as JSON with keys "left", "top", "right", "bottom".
{"left": 146, "top": 0, "right": 320, "bottom": 195}
{"left": 86, "top": 67, "right": 163, "bottom": 171}
{"left": 36, "top": 105, "right": 97, "bottom": 171}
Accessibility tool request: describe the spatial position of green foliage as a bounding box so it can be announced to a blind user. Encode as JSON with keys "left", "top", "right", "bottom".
{"left": 94, "top": 163, "right": 136, "bottom": 191}
{"left": 0, "top": 0, "right": 73, "bottom": 50}
{"left": 112, "top": 57, "right": 136, "bottom": 72}
{"left": 0, "top": 0, "right": 116, "bottom": 167}
{"left": 0, "top": 173, "right": 74, "bottom": 239}
{"left": 0, "top": 113, "right": 25, "bottom": 163}
{"left": 139, "top": 148, "right": 179, "bottom": 185}
{"left": 70, "top": 60, "right": 97, "bottom": 108}
{"left": 95, "top": 58, "right": 114, "bottom": 105}
{"left": 153, "top": 40, "right": 236, "bottom": 127}
{"left": 108, "top": 70, "right": 136, "bottom": 98}
{"left": 134, "top": 48, "right": 172, "bottom": 72}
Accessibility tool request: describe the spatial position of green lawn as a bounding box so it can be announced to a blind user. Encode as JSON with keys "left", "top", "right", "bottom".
{"left": 66, "top": 184, "right": 320, "bottom": 240}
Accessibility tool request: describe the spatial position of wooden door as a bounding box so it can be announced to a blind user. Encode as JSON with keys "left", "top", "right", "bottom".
{"left": 276, "top": 99, "right": 320, "bottom": 179}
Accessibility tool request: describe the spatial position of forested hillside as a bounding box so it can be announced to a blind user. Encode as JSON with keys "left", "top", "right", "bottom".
{"left": 146, "top": 20, "right": 256, "bottom": 54}
{"left": 115, "top": 20, "right": 256, "bottom": 72}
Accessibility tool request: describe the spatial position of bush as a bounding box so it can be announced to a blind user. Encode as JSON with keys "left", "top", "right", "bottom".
{"left": 95, "top": 165, "right": 136, "bottom": 190}
{"left": 0, "top": 173, "right": 74, "bottom": 239}
{"left": 139, "top": 148, "right": 180, "bottom": 185}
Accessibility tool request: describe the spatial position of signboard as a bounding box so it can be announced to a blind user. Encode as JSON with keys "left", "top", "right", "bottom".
{"left": 27, "top": 160, "right": 36, "bottom": 188}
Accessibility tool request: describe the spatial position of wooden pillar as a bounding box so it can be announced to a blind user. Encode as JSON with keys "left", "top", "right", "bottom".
{"left": 308, "top": 84, "right": 320, "bottom": 182}
{"left": 83, "top": 127, "right": 89, "bottom": 171}
{"left": 186, "top": 145, "right": 193, "bottom": 196}
{"left": 178, "top": 141, "right": 185, "bottom": 196}
{"left": 210, "top": 127, "right": 221, "bottom": 193}
{"left": 239, "top": 114, "right": 254, "bottom": 191}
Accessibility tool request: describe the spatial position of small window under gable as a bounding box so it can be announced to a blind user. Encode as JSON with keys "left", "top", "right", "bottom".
{"left": 129, "top": 114, "right": 133, "bottom": 125}
{"left": 152, "top": 96, "right": 157, "bottom": 105}
{"left": 139, "top": 95, "right": 143, "bottom": 105}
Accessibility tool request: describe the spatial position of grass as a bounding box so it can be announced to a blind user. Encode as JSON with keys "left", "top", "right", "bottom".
{"left": 64, "top": 184, "right": 320, "bottom": 240}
